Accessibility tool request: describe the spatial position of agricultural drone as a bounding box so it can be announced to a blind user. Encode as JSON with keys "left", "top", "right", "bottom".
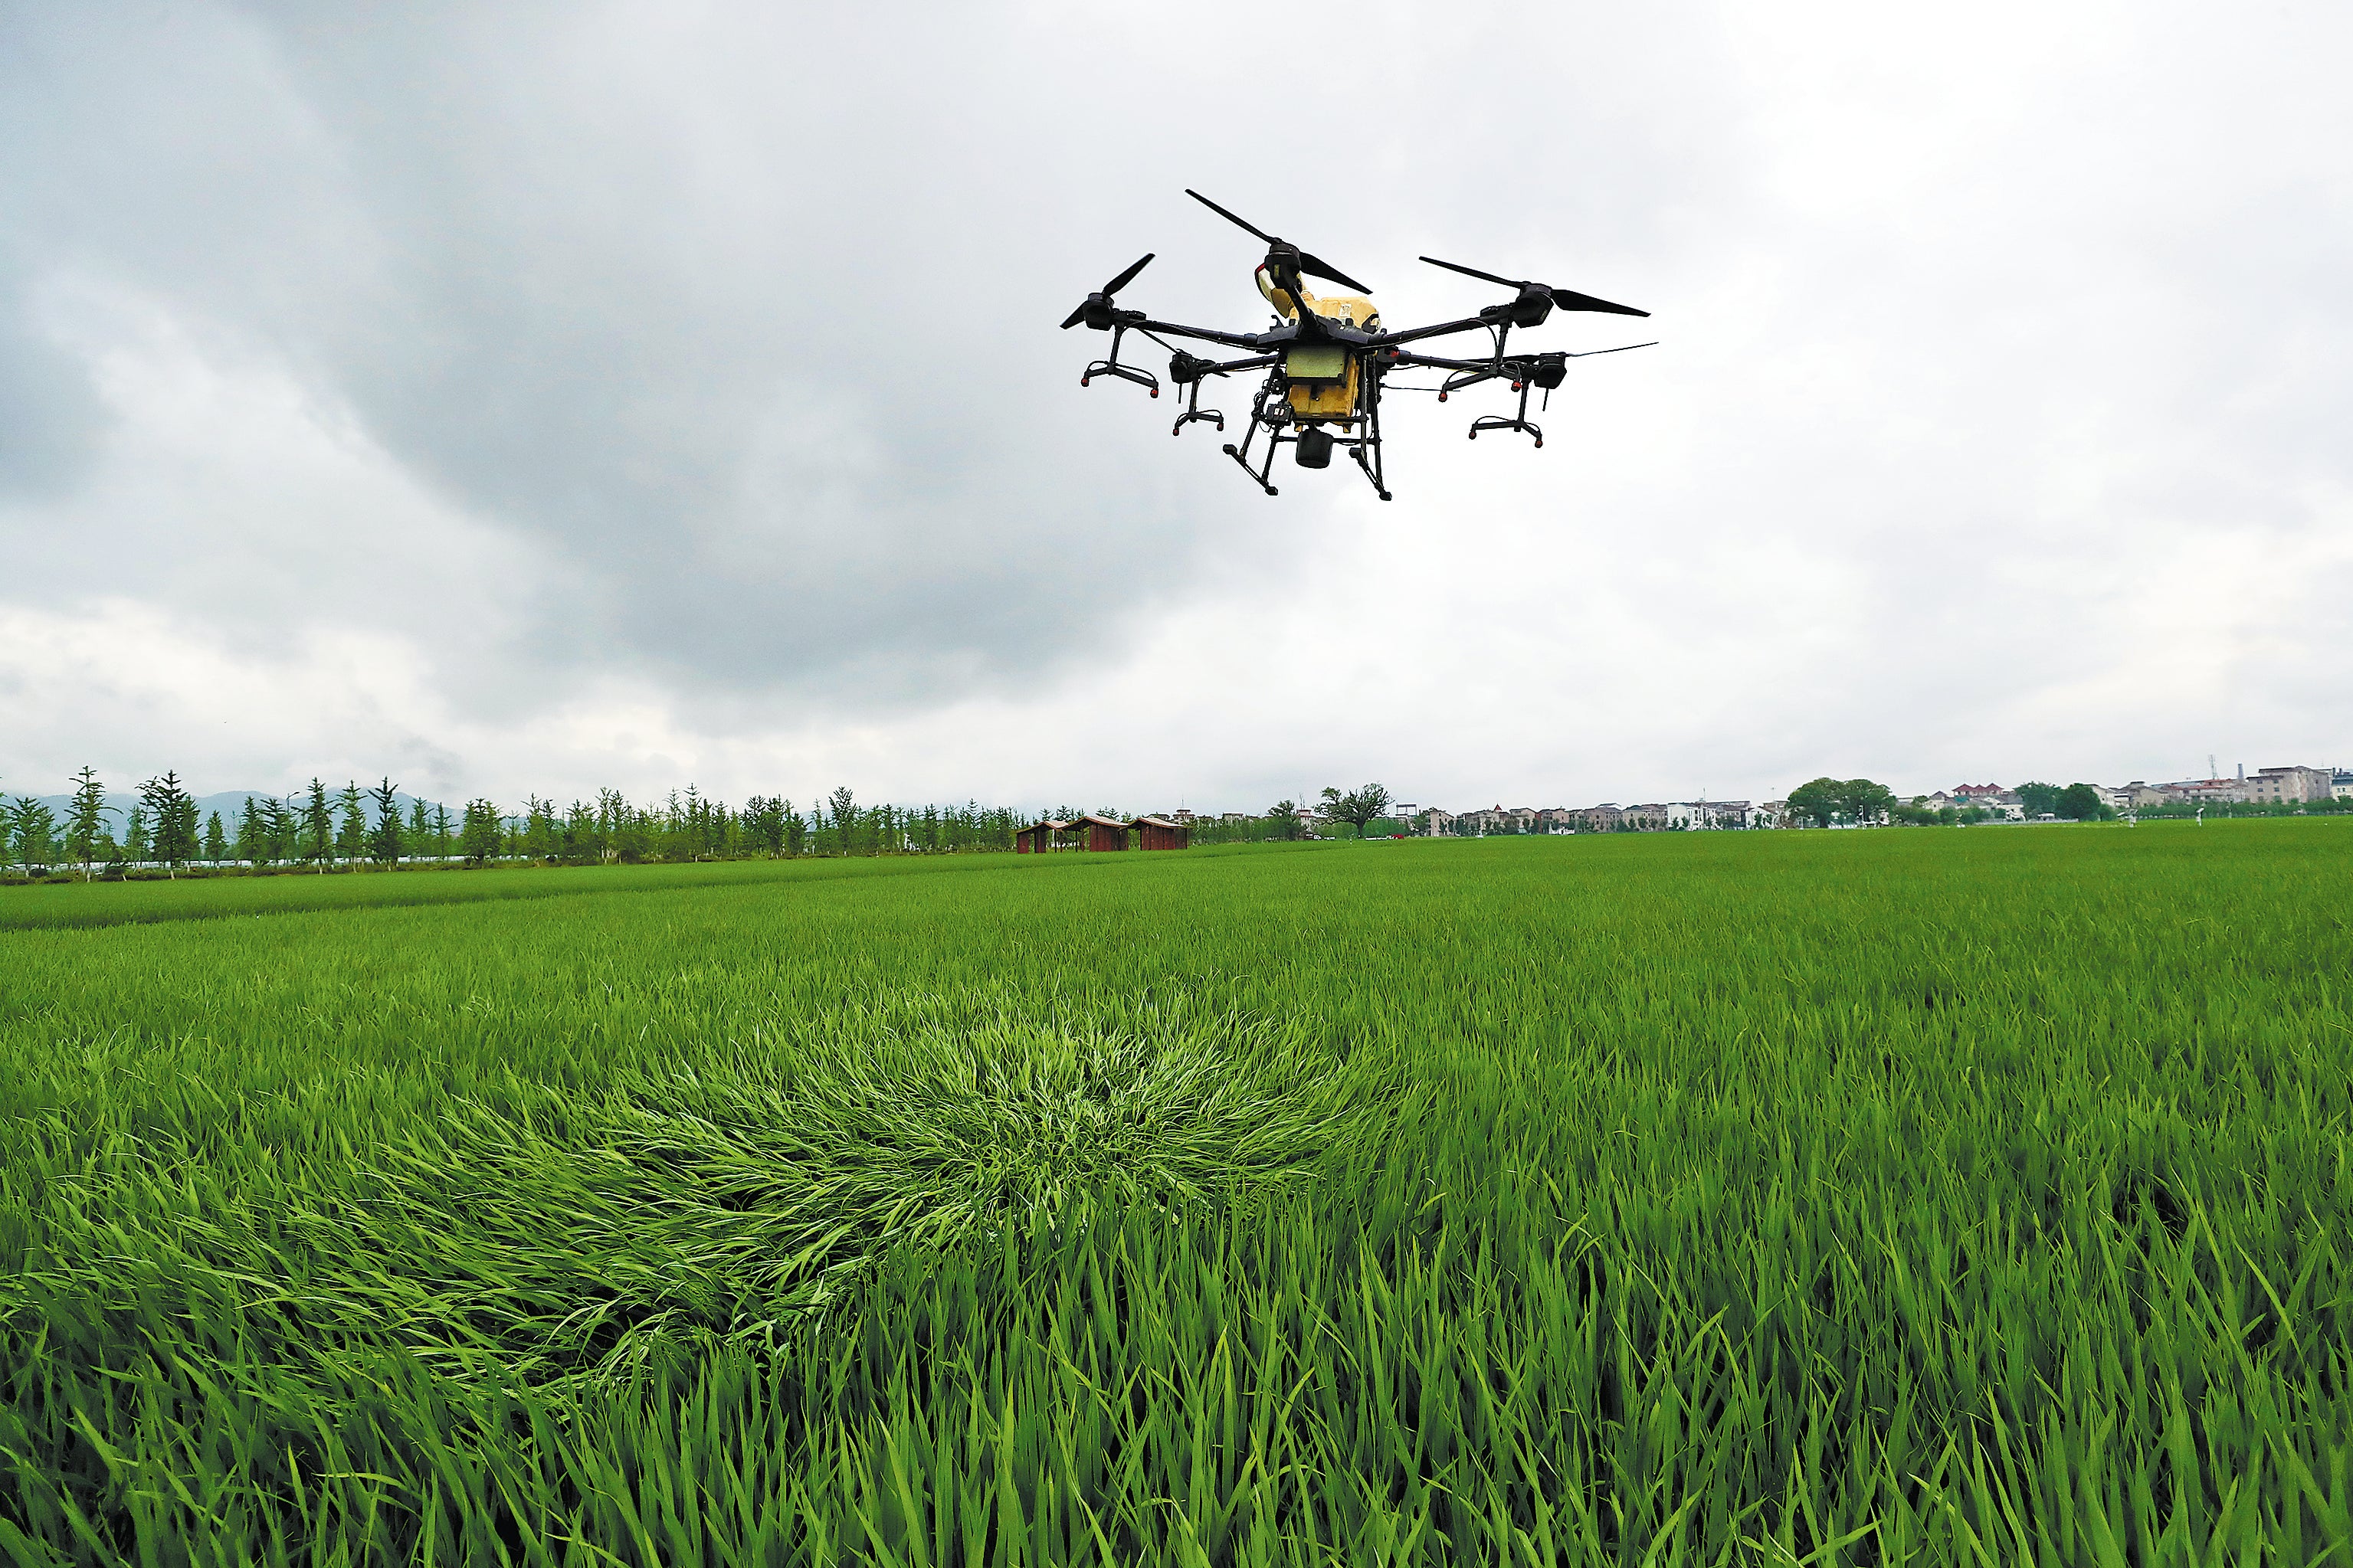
{"left": 1060, "top": 189, "right": 1654, "bottom": 499}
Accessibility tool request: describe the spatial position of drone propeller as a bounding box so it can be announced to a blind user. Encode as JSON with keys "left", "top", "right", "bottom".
{"left": 1060, "top": 253, "right": 1155, "bottom": 329}
{"left": 1185, "top": 188, "right": 1373, "bottom": 296}
{"left": 1419, "top": 254, "right": 1648, "bottom": 317}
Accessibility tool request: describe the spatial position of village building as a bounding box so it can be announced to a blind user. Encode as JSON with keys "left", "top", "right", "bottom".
{"left": 2246, "top": 764, "right": 2335, "bottom": 804}
{"left": 2159, "top": 777, "right": 2251, "bottom": 805}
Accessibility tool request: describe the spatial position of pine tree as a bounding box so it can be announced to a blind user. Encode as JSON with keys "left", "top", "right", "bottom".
{"left": 12, "top": 798, "right": 59, "bottom": 874}
{"left": 460, "top": 800, "right": 503, "bottom": 866}
{"left": 64, "top": 766, "right": 113, "bottom": 881}
{"left": 202, "top": 811, "right": 228, "bottom": 866}
{"left": 829, "top": 787, "right": 856, "bottom": 857}
{"left": 564, "top": 800, "right": 595, "bottom": 863}
{"left": 368, "top": 778, "right": 404, "bottom": 866}
{"left": 139, "top": 772, "right": 198, "bottom": 876}
{"left": 407, "top": 799, "right": 431, "bottom": 859}
{"left": 432, "top": 803, "right": 454, "bottom": 860}
{"left": 301, "top": 781, "right": 333, "bottom": 872}
{"left": 743, "top": 796, "right": 785, "bottom": 856}
{"left": 335, "top": 784, "right": 368, "bottom": 866}
{"left": 236, "top": 797, "right": 269, "bottom": 869}
{"left": 523, "top": 794, "right": 556, "bottom": 862}
{"left": 261, "top": 796, "right": 293, "bottom": 866}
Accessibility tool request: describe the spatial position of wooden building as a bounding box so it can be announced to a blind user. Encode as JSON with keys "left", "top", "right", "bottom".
{"left": 1131, "top": 815, "right": 1191, "bottom": 851}
{"left": 1015, "top": 813, "right": 1192, "bottom": 853}
{"left": 1014, "top": 818, "right": 1070, "bottom": 853}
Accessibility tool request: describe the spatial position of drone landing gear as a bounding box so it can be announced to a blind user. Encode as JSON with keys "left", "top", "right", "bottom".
{"left": 1465, "top": 374, "right": 1544, "bottom": 447}
{"left": 1217, "top": 378, "right": 1291, "bottom": 496}
{"left": 1211, "top": 368, "right": 1392, "bottom": 499}
{"left": 1220, "top": 440, "right": 1278, "bottom": 496}
{"left": 1469, "top": 414, "right": 1542, "bottom": 447}
{"left": 1354, "top": 372, "right": 1391, "bottom": 500}
{"left": 1168, "top": 358, "right": 1224, "bottom": 437}
{"left": 1080, "top": 324, "right": 1158, "bottom": 398}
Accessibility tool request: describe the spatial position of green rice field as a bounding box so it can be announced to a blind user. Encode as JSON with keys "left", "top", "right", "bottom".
{"left": 3, "top": 823, "right": 2348, "bottom": 1564}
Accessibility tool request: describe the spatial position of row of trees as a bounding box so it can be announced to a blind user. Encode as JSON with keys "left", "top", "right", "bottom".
{"left": 1788, "top": 777, "right": 2238, "bottom": 827}
{"left": 0, "top": 771, "right": 474, "bottom": 879}
{"left": 5, "top": 772, "right": 1374, "bottom": 879}
{"left": 0, "top": 768, "right": 221, "bottom": 880}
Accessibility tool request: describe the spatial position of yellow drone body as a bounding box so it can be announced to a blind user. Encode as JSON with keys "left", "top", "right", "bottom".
{"left": 1255, "top": 267, "right": 1378, "bottom": 421}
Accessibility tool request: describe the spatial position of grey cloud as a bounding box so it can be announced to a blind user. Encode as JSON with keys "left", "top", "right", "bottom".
{"left": 2, "top": 6, "right": 1323, "bottom": 702}
{"left": 0, "top": 288, "right": 107, "bottom": 499}
{"left": 3, "top": 2, "right": 2348, "bottom": 807}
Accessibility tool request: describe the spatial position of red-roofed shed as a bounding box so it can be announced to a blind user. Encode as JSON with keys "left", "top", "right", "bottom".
{"left": 1131, "top": 815, "right": 1191, "bottom": 850}
{"left": 1015, "top": 813, "right": 1192, "bottom": 852}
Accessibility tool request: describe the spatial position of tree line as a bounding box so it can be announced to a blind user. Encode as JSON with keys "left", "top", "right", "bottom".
{"left": 0, "top": 770, "right": 1378, "bottom": 881}
{"left": 0, "top": 772, "right": 1052, "bottom": 880}
{"left": 1782, "top": 777, "right": 2118, "bottom": 828}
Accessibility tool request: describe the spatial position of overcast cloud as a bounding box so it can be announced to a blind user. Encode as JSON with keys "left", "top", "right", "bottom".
{"left": 2, "top": 1, "right": 2348, "bottom": 812}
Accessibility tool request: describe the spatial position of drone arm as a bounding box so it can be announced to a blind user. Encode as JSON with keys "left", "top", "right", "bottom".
{"left": 1387, "top": 351, "right": 1491, "bottom": 372}
{"left": 1373, "top": 315, "right": 1503, "bottom": 348}
{"left": 1134, "top": 318, "right": 1268, "bottom": 351}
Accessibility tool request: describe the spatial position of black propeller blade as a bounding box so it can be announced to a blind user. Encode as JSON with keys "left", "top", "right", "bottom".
{"left": 1297, "top": 250, "right": 1375, "bottom": 296}
{"left": 1420, "top": 254, "right": 1648, "bottom": 317}
{"left": 1185, "top": 188, "right": 1273, "bottom": 243}
{"left": 1186, "top": 188, "right": 1374, "bottom": 296}
{"left": 1060, "top": 253, "right": 1154, "bottom": 329}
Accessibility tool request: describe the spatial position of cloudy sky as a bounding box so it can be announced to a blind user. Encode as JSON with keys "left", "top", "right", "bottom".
{"left": 2, "top": 2, "right": 2347, "bottom": 813}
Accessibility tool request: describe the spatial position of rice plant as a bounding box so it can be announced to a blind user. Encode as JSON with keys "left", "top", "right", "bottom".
{"left": 2, "top": 823, "right": 2347, "bottom": 1563}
